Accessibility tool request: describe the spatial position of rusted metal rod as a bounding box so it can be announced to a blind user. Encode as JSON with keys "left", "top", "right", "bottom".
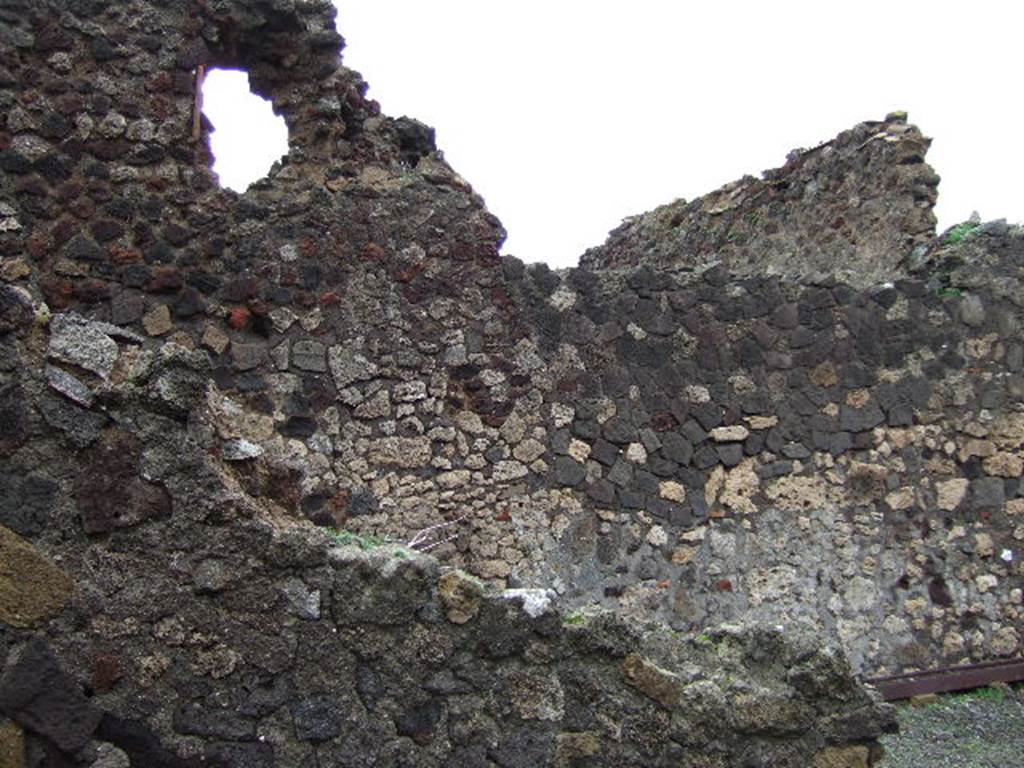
{"left": 864, "top": 658, "right": 1024, "bottom": 701}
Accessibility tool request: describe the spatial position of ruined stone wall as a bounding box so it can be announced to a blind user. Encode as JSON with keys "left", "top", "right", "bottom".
{"left": 0, "top": 1, "right": 1020, "bottom": 765}
{"left": 579, "top": 113, "right": 939, "bottom": 289}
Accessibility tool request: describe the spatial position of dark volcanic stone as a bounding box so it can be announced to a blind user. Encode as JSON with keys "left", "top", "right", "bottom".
{"left": 692, "top": 445, "right": 719, "bottom": 470}
{"left": 571, "top": 419, "right": 600, "bottom": 440}
{"left": 489, "top": 728, "right": 555, "bottom": 768}
{"left": 606, "top": 458, "right": 634, "bottom": 487}
{"left": 73, "top": 427, "right": 172, "bottom": 533}
{"left": 173, "top": 286, "right": 205, "bottom": 317}
{"left": 348, "top": 488, "right": 379, "bottom": 517}
{"left": 98, "top": 713, "right": 203, "bottom": 768}
{"left": 0, "top": 471, "right": 57, "bottom": 536}
{"left": 781, "top": 443, "right": 812, "bottom": 460}
{"left": 64, "top": 233, "right": 103, "bottom": 261}
{"left": 603, "top": 415, "right": 637, "bottom": 443}
{"left": 618, "top": 489, "right": 646, "bottom": 509}
{"left": 971, "top": 478, "right": 1005, "bottom": 510}
{"left": 0, "top": 382, "right": 28, "bottom": 456}
{"left": 553, "top": 456, "right": 586, "bottom": 488}
{"left": 0, "top": 636, "right": 102, "bottom": 753}
{"left": 586, "top": 478, "right": 616, "bottom": 505}
{"left": 689, "top": 403, "right": 722, "bottom": 431}
{"left": 839, "top": 403, "right": 885, "bottom": 433}
{"left": 110, "top": 292, "right": 146, "bottom": 324}
{"left": 0, "top": 285, "right": 34, "bottom": 334}
{"left": 590, "top": 439, "right": 620, "bottom": 466}
{"left": 173, "top": 703, "right": 255, "bottom": 741}
{"left": 205, "top": 742, "right": 274, "bottom": 768}
{"left": 716, "top": 444, "right": 744, "bottom": 467}
{"left": 38, "top": 394, "right": 107, "bottom": 449}
{"left": 281, "top": 415, "right": 318, "bottom": 438}
{"left": 660, "top": 432, "right": 693, "bottom": 465}
{"left": 394, "top": 698, "right": 442, "bottom": 745}
{"left": 291, "top": 695, "right": 346, "bottom": 742}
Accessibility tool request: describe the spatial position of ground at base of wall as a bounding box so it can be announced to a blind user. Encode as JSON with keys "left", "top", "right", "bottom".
{"left": 880, "top": 685, "right": 1024, "bottom": 767}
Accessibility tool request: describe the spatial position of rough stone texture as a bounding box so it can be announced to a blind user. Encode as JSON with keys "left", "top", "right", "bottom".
{"left": 0, "top": 721, "right": 25, "bottom": 768}
{"left": 0, "top": 1, "right": 1020, "bottom": 765}
{"left": 0, "top": 526, "right": 72, "bottom": 628}
{"left": 0, "top": 636, "right": 101, "bottom": 754}
{"left": 580, "top": 112, "right": 938, "bottom": 288}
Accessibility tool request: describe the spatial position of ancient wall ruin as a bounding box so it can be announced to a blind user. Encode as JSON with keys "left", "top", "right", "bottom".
{"left": 1, "top": 1, "right": 1022, "bottom": 765}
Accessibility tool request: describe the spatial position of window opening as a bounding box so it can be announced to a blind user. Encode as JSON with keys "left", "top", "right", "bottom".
{"left": 200, "top": 68, "right": 289, "bottom": 191}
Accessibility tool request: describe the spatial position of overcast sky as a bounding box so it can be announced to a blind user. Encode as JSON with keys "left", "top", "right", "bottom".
{"left": 203, "top": 1, "right": 1023, "bottom": 269}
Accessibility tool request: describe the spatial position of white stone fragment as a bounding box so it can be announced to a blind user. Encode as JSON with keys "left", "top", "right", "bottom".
{"left": 685, "top": 385, "right": 711, "bottom": 403}
{"left": 500, "top": 588, "right": 557, "bottom": 618}
{"left": 223, "top": 439, "right": 264, "bottom": 461}
{"left": 548, "top": 284, "right": 577, "bottom": 311}
{"left": 625, "top": 442, "right": 647, "bottom": 463}
{"left": 709, "top": 426, "right": 750, "bottom": 442}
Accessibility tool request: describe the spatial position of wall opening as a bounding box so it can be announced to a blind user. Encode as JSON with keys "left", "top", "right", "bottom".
{"left": 201, "top": 68, "right": 289, "bottom": 191}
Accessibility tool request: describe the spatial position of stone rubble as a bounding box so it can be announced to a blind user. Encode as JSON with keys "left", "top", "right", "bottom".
{"left": 0, "top": 1, "right": 1021, "bottom": 766}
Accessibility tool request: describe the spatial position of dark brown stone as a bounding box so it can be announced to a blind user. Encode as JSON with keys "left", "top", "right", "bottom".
{"left": 73, "top": 428, "right": 172, "bottom": 534}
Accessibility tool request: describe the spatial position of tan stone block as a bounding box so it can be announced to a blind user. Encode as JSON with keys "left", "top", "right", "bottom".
{"left": 621, "top": 653, "right": 681, "bottom": 709}
{"left": 0, "top": 258, "right": 30, "bottom": 282}
{"left": 810, "top": 361, "right": 839, "bottom": 387}
{"left": 983, "top": 452, "right": 1023, "bottom": 478}
{"left": 705, "top": 466, "right": 725, "bottom": 505}
{"left": 555, "top": 731, "right": 601, "bottom": 765}
{"left": 0, "top": 720, "right": 25, "bottom": 768}
{"left": 885, "top": 487, "right": 915, "bottom": 511}
{"left": 0, "top": 721, "right": 25, "bottom": 768}
{"left": 474, "top": 559, "right": 512, "bottom": 579}
{"left": 846, "top": 389, "right": 870, "bottom": 408}
{"left": 975, "top": 532, "right": 994, "bottom": 557}
{"left": 659, "top": 481, "right": 686, "bottom": 503}
{"left": 671, "top": 546, "right": 698, "bottom": 565}
{"left": 960, "top": 438, "right": 996, "bottom": 462}
{"left": 202, "top": 324, "right": 230, "bottom": 354}
{"left": 513, "top": 438, "right": 546, "bottom": 464}
{"left": 909, "top": 693, "right": 939, "bottom": 707}
{"left": 745, "top": 415, "right": 778, "bottom": 430}
{"left": 720, "top": 459, "right": 760, "bottom": 515}
{"left": 765, "top": 475, "right": 833, "bottom": 512}
{"left": 567, "top": 439, "right": 591, "bottom": 463}
{"left": 935, "top": 478, "right": 969, "bottom": 511}
{"left": 141, "top": 304, "right": 172, "bottom": 336}
{"left": 992, "top": 626, "right": 1020, "bottom": 656}
{"left": 0, "top": 525, "right": 73, "bottom": 628}
{"left": 709, "top": 425, "right": 749, "bottom": 442}
{"left": 813, "top": 745, "right": 870, "bottom": 768}
{"left": 991, "top": 413, "right": 1024, "bottom": 449}
{"left": 645, "top": 525, "right": 668, "bottom": 547}
{"left": 436, "top": 470, "right": 471, "bottom": 489}
{"left": 438, "top": 570, "right": 484, "bottom": 624}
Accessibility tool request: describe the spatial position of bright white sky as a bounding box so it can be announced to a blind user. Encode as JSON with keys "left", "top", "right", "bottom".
{"left": 203, "top": 1, "right": 1023, "bottom": 268}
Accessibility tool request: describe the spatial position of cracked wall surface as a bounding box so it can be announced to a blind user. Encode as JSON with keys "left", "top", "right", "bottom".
{"left": 0, "top": 1, "right": 1021, "bottom": 766}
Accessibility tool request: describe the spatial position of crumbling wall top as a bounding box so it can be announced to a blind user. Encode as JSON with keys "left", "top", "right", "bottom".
{"left": 580, "top": 112, "right": 939, "bottom": 288}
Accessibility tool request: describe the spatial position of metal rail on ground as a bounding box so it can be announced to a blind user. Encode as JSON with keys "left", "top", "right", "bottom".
{"left": 865, "top": 658, "right": 1024, "bottom": 701}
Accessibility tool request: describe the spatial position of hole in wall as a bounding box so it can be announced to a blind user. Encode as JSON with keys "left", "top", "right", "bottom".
{"left": 201, "top": 68, "right": 289, "bottom": 191}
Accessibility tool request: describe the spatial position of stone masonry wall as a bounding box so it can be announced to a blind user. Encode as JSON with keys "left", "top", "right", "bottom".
{"left": 0, "top": 1, "right": 1020, "bottom": 765}
{"left": 579, "top": 113, "right": 939, "bottom": 289}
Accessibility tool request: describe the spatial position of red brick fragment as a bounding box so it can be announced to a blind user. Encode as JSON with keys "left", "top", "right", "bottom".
{"left": 228, "top": 307, "right": 252, "bottom": 330}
